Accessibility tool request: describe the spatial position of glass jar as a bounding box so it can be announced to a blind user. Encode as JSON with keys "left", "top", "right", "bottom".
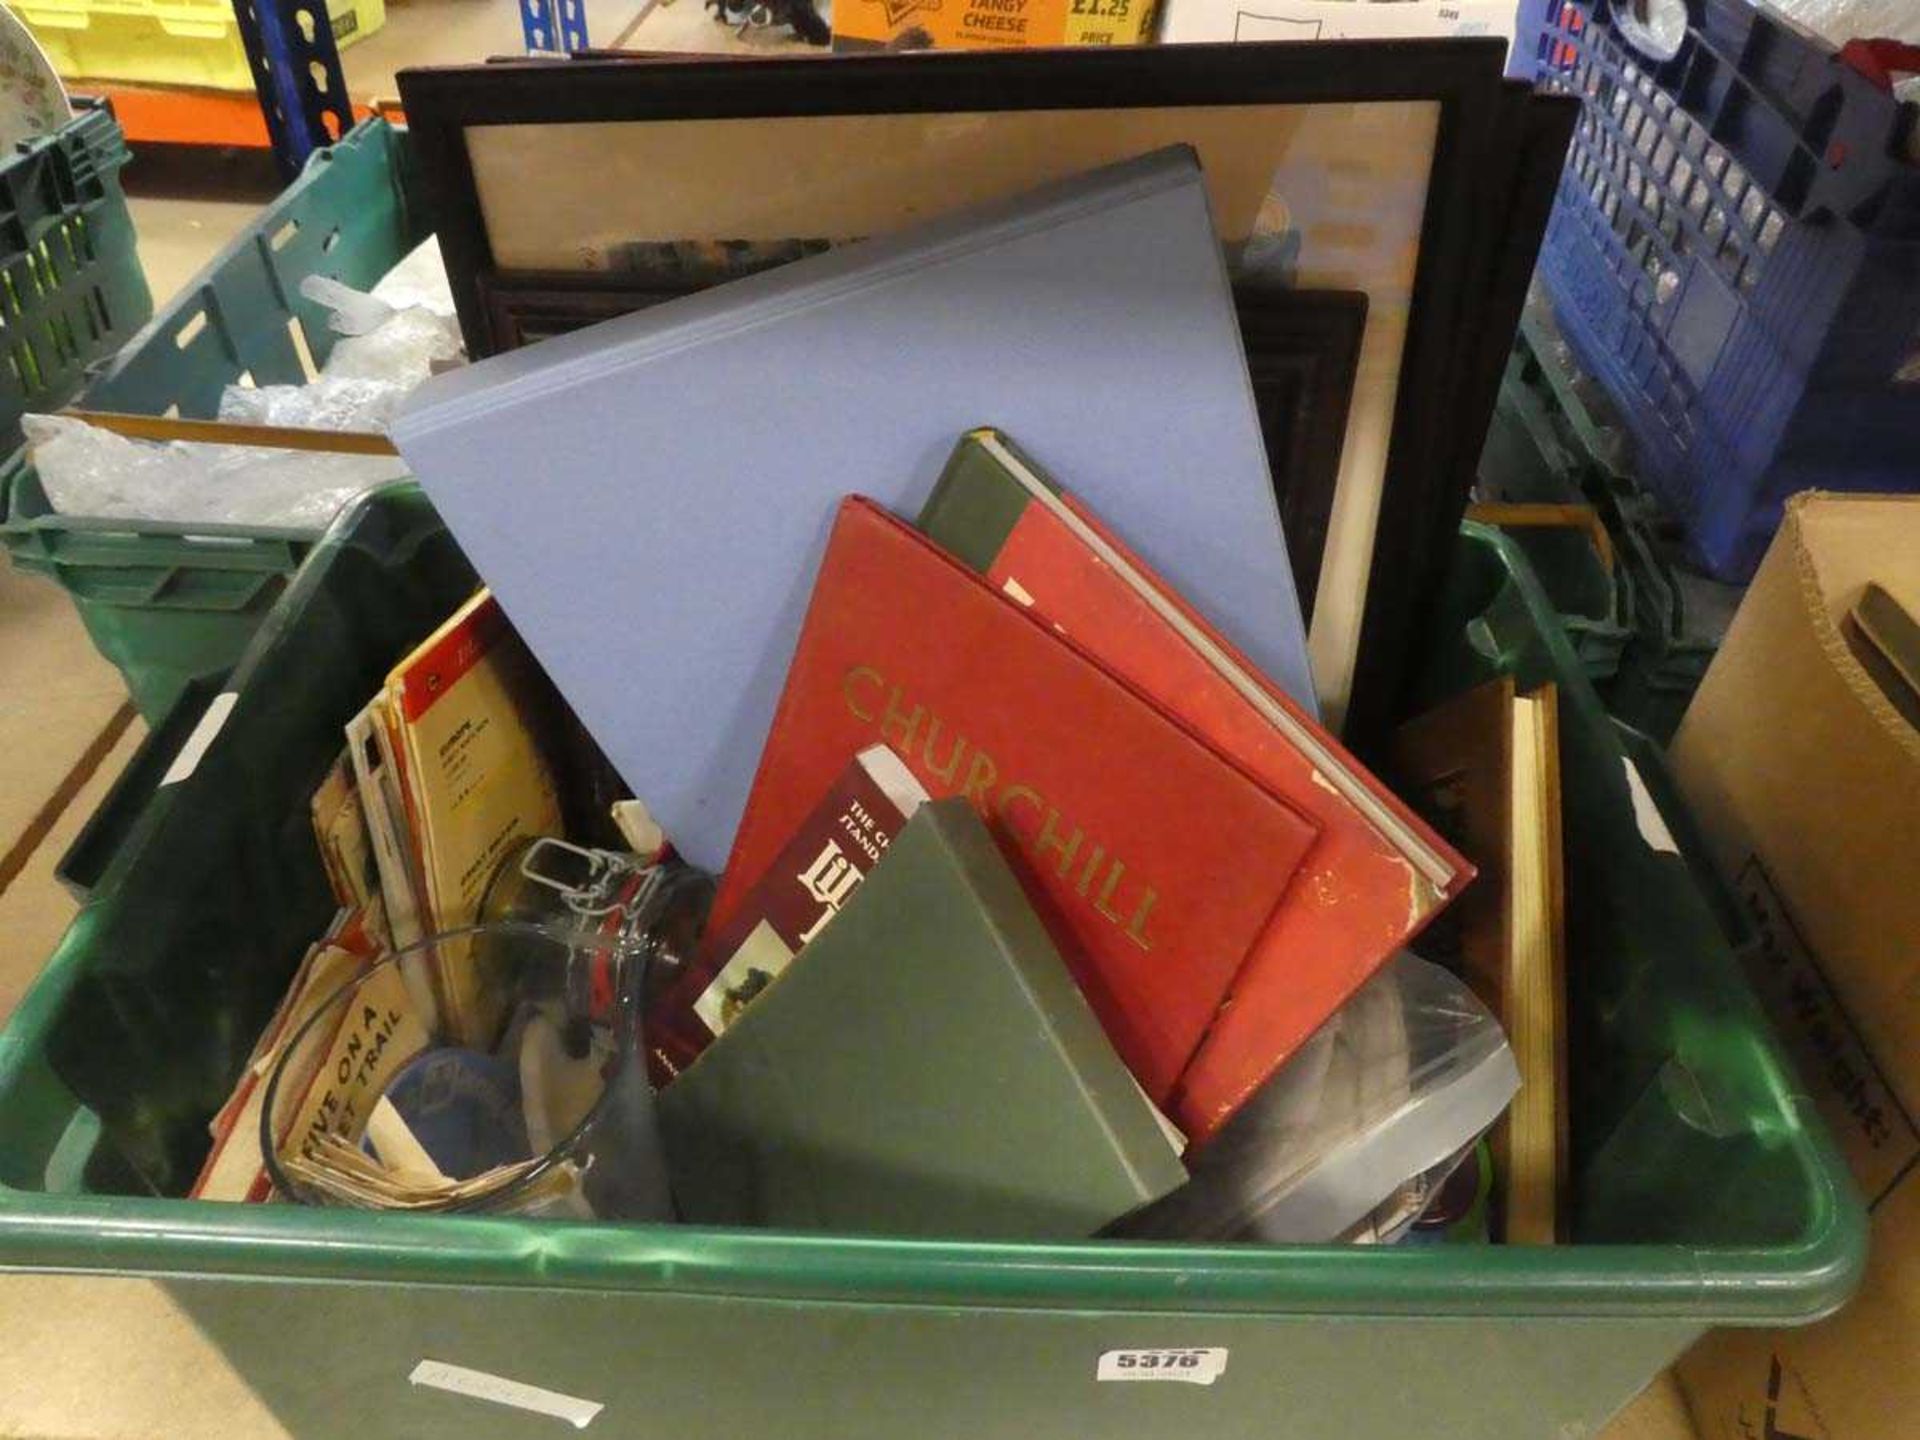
{"left": 260, "top": 841, "right": 713, "bottom": 1218}
{"left": 479, "top": 836, "right": 715, "bottom": 1034}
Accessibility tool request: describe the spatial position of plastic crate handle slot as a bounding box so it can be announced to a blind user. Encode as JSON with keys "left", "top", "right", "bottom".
{"left": 1611, "top": 0, "right": 1686, "bottom": 64}
{"left": 56, "top": 674, "right": 229, "bottom": 902}
{"left": 43, "top": 1105, "right": 102, "bottom": 1195}
{"left": 12, "top": 8, "right": 84, "bottom": 32}
{"left": 57, "top": 560, "right": 287, "bottom": 612}
{"left": 0, "top": 1042, "right": 104, "bottom": 1195}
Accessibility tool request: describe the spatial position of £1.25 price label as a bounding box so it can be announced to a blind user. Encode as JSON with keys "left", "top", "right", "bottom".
{"left": 1095, "top": 1348, "right": 1229, "bottom": 1386}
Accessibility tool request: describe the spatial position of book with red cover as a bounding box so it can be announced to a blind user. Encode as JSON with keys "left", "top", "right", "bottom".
{"left": 915, "top": 429, "right": 1475, "bottom": 1140}
{"left": 648, "top": 744, "right": 928, "bottom": 1083}
{"left": 714, "top": 498, "right": 1324, "bottom": 1104}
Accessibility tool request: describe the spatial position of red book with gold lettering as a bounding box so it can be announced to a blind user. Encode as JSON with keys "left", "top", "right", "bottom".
{"left": 912, "top": 429, "right": 1476, "bottom": 1142}
{"left": 713, "top": 497, "right": 1323, "bottom": 1106}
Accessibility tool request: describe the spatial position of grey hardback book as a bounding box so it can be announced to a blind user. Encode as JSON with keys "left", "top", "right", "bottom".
{"left": 392, "top": 146, "right": 1312, "bottom": 870}
{"left": 658, "top": 798, "right": 1187, "bottom": 1239}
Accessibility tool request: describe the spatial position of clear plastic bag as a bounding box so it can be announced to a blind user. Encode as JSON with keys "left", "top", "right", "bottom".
{"left": 216, "top": 376, "right": 417, "bottom": 433}
{"left": 367, "top": 234, "right": 458, "bottom": 321}
{"left": 217, "top": 275, "right": 464, "bottom": 435}
{"left": 25, "top": 414, "right": 409, "bottom": 529}
{"left": 32, "top": 247, "right": 464, "bottom": 526}
{"left": 1114, "top": 952, "right": 1519, "bottom": 1243}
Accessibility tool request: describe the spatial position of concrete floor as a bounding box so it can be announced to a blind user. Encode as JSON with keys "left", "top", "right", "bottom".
{"left": 0, "top": 7, "right": 1703, "bottom": 1432}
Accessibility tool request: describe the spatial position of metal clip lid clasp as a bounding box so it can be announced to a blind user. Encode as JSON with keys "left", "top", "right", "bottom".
{"left": 516, "top": 837, "right": 657, "bottom": 926}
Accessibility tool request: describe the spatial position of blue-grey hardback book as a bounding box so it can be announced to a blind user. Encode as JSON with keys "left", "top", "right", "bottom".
{"left": 392, "top": 146, "right": 1312, "bottom": 870}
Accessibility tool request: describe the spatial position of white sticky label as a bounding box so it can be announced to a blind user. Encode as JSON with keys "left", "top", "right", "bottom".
{"left": 409, "top": 1359, "right": 604, "bottom": 1429}
{"left": 158, "top": 691, "right": 238, "bottom": 787}
{"left": 1096, "top": 1348, "right": 1229, "bottom": 1386}
{"left": 1620, "top": 757, "right": 1680, "bottom": 855}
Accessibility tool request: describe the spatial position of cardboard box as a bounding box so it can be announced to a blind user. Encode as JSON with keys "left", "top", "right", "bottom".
{"left": 1669, "top": 493, "right": 1920, "bottom": 1440}
{"left": 830, "top": 0, "right": 1154, "bottom": 53}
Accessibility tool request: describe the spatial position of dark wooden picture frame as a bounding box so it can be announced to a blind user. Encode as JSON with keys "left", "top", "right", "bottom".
{"left": 396, "top": 41, "right": 1514, "bottom": 742}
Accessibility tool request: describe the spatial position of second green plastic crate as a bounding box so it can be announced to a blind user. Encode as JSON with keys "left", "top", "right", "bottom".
{"left": 0, "top": 99, "right": 151, "bottom": 452}
{"left": 0, "top": 116, "right": 426, "bottom": 722}
{"left": 1479, "top": 312, "right": 1727, "bottom": 741}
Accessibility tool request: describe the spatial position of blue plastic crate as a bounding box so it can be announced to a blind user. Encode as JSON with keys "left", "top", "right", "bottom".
{"left": 1517, "top": 0, "right": 1920, "bottom": 580}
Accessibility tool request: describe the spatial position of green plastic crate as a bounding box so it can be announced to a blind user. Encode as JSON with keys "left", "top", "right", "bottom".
{"left": 1478, "top": 311, "right": 1728, "bottom": 742}
{"left": 1509, "top": 312, "right": 1733, "bottom": 662}
{"left": 1476, "top": 347, "right": 1633, "bottom": 685}
{"left": 0, "top": 116, "right": 427, "bottom": 723}
{"left": 0, "top": 488, "right": 1863, "bottom": 1440}
{"left": 1414, "top": 522, "right": 1813, "bottom": 1214}
{"left": 0, "top": 99, "right": 151, "bottom": 452}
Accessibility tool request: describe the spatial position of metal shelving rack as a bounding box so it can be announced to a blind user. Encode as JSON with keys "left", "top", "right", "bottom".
{"left": 233, "top": 0, "right": 362, "bottom": 174}
{"left": 90, "top": 0, "right": 586, "bottom": 173}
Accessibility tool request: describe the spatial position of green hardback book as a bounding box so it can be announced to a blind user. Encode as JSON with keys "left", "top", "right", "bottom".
{"left": 916, "top": 427, "right": 1064, "bottom": 576}
{"left": 658, "top": 798, "right": 1186, "bottom": 1239}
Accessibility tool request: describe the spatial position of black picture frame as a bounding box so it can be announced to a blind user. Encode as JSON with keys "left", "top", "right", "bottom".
{"left": 397, "top": 41, "right": 1512, "bottom": 742}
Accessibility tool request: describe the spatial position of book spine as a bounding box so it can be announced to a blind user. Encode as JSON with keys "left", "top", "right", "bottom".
{"left": 917, "top": 432, "right": 1037, "bottom": 577}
